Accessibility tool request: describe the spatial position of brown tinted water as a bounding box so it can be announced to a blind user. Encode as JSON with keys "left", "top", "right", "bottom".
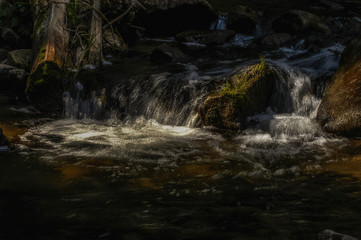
{"left": 1, "top": 94, "right": 361, "bottom": 240}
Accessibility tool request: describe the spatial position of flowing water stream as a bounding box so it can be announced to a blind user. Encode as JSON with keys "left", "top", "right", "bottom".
{"left": 1, "top": 39, "right": 361, "bottom": 240}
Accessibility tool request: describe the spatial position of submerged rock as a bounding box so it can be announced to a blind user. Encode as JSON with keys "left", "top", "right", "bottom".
{"left": 199, "top": 61, "right": 277, "bottom": 130}
{"left": 319, "top": 230, "right": 358, "bottom": 240}
{"left": 134, "top": 0, "right": 217, "bottom": 36}
{"left": 272, "top": 10, "right": 328, "bottom": 34}
{"left": 227, "top": 5, "right": 259, "bottom": 34}
{"left": 7, "top": 49, "right": 33, "bottom": 70}
{"left": 150, "top": 44, "right": 190, "bottom": 63}
{"left": 317, "top": 37, "right": 361, "bottom": 137}
{"left": 175, "top": 30, "right": 235, "bottom": 46}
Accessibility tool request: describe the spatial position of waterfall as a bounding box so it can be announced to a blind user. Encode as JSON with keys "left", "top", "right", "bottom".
{"left": 210, "top": 14, "right": 227, "bottom": 30}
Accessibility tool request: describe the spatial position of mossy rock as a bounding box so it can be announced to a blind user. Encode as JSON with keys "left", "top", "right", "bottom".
{"left": 272, "top": 10, "right": 329, "bottom": 34}
{"left": 227, "top": 5, "right": 259, "bottom": 34}
{"left": 317, "top": 37, "right": 361, "bottom": 137}
{"left": 200, "top": 61, "right": 276, "bottom": 130}
{"left": 25, "top": 61, "right": 64, "bottom": 112}
{"left": 8, "top": 49, "right": 33, "bottom": 70}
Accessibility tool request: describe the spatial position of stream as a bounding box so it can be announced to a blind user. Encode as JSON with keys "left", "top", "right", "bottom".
{"left": 1, "top": 38, "right": 361, "bottom": 240}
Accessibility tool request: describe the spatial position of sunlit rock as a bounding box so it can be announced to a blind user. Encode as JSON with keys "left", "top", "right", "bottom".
{"left": 317, "top": 37, "right": 361, "bottom": 137}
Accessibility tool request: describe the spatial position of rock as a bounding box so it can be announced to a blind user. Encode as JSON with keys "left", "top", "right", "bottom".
{"left": 272, "top": 10, "right": 329, "bottom": 34}
{"left": 134, "top": 0, "right": 217, "bottom": 36}
{"left": 0, "top": 27, "right": 21, "bottom": 49}
{"left": 7, "top": 49, "right": 33, "bottom": 70}
{"left": 317, "top": 37, "right": 361, "bottom": 137}
{"left": 0, "top": 64, "right": 28, "bottom": 96}
{"left": 0, "top": 63, "right": 16, "bottom": 73}
{"left": 261, "top": 33, "right": 292, "bottom": 49}
{"left": 0, "top": 127, "right": 12, "bottom": 153}
{"left": 26, "top": 61, "right": 64, "bottom": 112}
{"left": 317, "top": 0, "right": 345, "bottom": 11}
{"left": 176, "top": 30, "right": 235, "bottom": 46}
{"left": 227, "top": 5, "right": 259, "bottom": 34}
{"left": 319, "top": 230, "right": 358, "bottom": 240}
{"left": 150, "top": 44, "right": 190, "bottom": 63}
{"left": 103, "top": 30, "right": 128, "bottom": 54}
{"left": 199, "top": 61, "right": 277, "bottom": 130}
{"left": 0, "top": 48, "right": 9, "bottom": 62}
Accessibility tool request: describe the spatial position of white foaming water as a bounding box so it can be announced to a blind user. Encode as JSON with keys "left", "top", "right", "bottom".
{"left": 210, "top": 15, "right": 227, "bottom": 30}
{"left": 20, "top": 41, "right": 349, "bottom": 179}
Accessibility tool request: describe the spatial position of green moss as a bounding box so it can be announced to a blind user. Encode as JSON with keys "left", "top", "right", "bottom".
{"left": 220, "top": 55, "right": 266, "bottom": 102}
{"left": 39, "top": 47, "right": 46, "bottom": 60}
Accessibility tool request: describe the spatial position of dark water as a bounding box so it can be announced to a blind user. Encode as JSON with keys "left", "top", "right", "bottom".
{"left": 1, "top": 40, "right": 361, "bottom": 239}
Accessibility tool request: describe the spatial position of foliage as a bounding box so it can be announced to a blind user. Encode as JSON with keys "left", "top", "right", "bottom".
{"left": 0, "top": 0, "right": 33, "bottom": 39}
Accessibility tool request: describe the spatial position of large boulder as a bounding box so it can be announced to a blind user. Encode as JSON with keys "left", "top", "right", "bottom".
{"left": 7, "top": 49, "right": 33, "bottom": 70}
{"left": 175, "top": 30, "right": 235, "bottom": 46}
{"left": 272, "top": 10, "right": 329, "bottom": 34}
{"left": 199, "top": 61, "right": 277, "bottom": 130}
{"left": 133, "top": 0, "right": 217, "bottom": 36}
{"left": 227, "top": 6, "right": 259, "bottom": 34}
{"left": 317, "top": 37, "right": 361, "bottom": 137}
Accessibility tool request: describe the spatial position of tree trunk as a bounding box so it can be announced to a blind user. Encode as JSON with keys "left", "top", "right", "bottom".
{"left": 26, "top": 0, "right": 70, "bottom": 112}
{"left": 88, "top": 0, "right": 102, "bottom": 66}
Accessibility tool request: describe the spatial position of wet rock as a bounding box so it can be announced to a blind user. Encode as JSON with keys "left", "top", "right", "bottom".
{"left": 261, "top": 33, "right": 292, "bottom": 49}
{"left": 0, "top": 64, "right": 28, "bottom": 96}
{"left": 199, "top": 62, "right": 277, "bottom": 130}
{"left": 7, "top": 49, "right": 33, "bottom": 70}
{"left": 227, "top": 5, "right": 258, "bottom": 34}
{"left": 0, "top": 48, "right": 8, "bottom": 62}
{"left": 317, "top": 37, "right": 361, "bottom": 137}
{"left": 0, "top": 127, "right": 12, "bottom": 153}
{"left": 272, "top": 10, "right": 329, "bottom": 35}
{"left": 319, "top": 229, "right": 358, "bottom": 240}
{"left": 134, "top": 0, "right": 217, "bottom": 36}
{"left": 176, "top": 30, "right": 235, "bottom": 46}
{"left": 150, "top": 44, "right": 190, "bottom": 63}
{"left": 103, "top": 30, "right": 128, "bottom": 54}
{"left": 0, "top": 27, "right": 21, "bottom": 49}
